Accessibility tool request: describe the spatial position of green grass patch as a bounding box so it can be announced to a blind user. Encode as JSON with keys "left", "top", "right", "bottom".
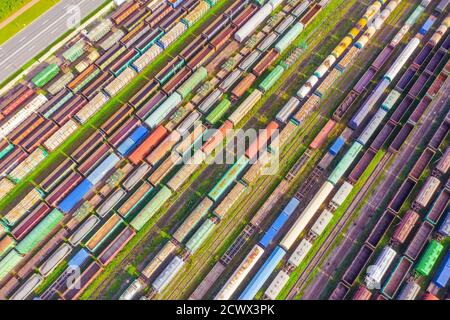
{"left": 0, "top": 0, "right": 61, "bottom": 45}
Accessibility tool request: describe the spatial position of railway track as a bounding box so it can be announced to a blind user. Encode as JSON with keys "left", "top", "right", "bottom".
{"left": 286, "top": 152, "right": 392, "bottom": 299}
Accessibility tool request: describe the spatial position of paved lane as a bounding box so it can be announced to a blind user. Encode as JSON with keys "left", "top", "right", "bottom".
{"left": 0, "top": 0, "right": 107, "bottom": 83}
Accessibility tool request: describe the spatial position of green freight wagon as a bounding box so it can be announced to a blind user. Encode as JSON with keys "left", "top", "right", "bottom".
{"left": 157, "top": 59, "right": 186, "bottom": 85}
{"left": 415, "top": 240, "right": 444, "bottom": 276}
{"left": 259, "top": 65, "right": 285, "bottom": 92}
{"left": 137, "top": 30, "right": 164, "bottom": 54}
{"left": 253, "top": 0, "right": 266, "bottom": 5}
{"left": 114, "top": 51, "right": 141, "bottom": 77}
{"left": 0, "top": 249, "right": 23, "bottom": 281}
{"left": 73, "top": 68, "right": 101, "bottom": 93}
{"left": 62, "top": 41, "right": 85, "bottom": 62}
{"left": 44, "top": 91, "right": 74, "bottom": 118}
{"left": 130, "top": 185, "right": 173, "bottom": 231}
{"left": 0, "top": 142, "right": 14, "bottom": 160}
{"left": 206, "top": 98, "right": 231, "bottom": 125}
{"left": 328, "top": 141, "right": 363, "bottom": 185}
{"left": 208, "top": 156, "right": 250, "bottom": 202}
{"left": 186, "top": 218, "right": 216, "bottom": 253}
{"left": 275, "top": 22, "right": 304, "bottom": 53}
{"left": 176, "top": 67, "right": 208, "bottom": 98}
{"left": 204, "top": 0, "right": 218, "bottom": 6}
{"left": 381, "top": 90, "right": 401, "bottom": 111}
{"left": 15, "top": 209, "right": 64, "bottom": 254}
{"left": 32, "top": 64, "right": 60, "bottom": 88}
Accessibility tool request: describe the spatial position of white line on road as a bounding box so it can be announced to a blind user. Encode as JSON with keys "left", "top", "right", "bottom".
{"left": 0, "top": 0, "right": 90, "bottom": 68}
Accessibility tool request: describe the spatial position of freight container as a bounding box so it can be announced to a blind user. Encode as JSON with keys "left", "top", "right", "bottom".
{"left": 286, "top": 238, "right": 312, "bottom": 268}
{"left": 310, "top": 119, "right": 335, "bottom": 150}
{"left": 152, "top": 256, "right": 185, "bottom": 293}
{"left": 208, "top": 156, "right": 250, "bottom": 202}
{"left": 15, "top": 209, "right": 64, "bottom": 254}
{"left": 158, "top": 22, "right": 187, "bottom": 49}
{"left": 433, "top": 251, "right": 450, "bottom": 288}
{"left": 352, "top": 285, "right": 372, "bottom": 300}
{"left": 118, "top": 182, "right": 153, "bottom": 217}
{"left": 410, "top": 148, "right": 435, "bottom": 182}
{"left": 349, "top": 79, "right": 389, "bottom": 129}
{"left": 166, "top": 150, "right": 205, "bottom": 191}
{"left": 276, "top": 97, "right": 300, "bottom": 123}
{"left": 228, "top": 89, "right": 262, "bottom": 125}
{"left": 128, "top": 126, "right": 168, "bottom": 164}
{"left": 32, "top": 64, "right": 60, "bottom": 88}
{"left": 86, "top": 214, "right": 123, "bottom": 252}
{"left": 176, "top": 111, "right": 201, "bottom": 136}
{"left": 246, "top": 121, "right": 279, "bottom": 160}
{"left": 328, "top": 142, "right": 363, "bottom": 185}
{"left": 264, "top": 269, "right": 289, "bottom": 300}
{"left": 281, "top": 181, "right": 334, "bottom": 250}
{"left": 145, "top": 92, "right": 183, "bottom": 129}
{"left": 215, "top": 244, "right": 264, "bottom": 300}
{"left": 234, "top": 3, "right": 274, "bottom": 43}
{"left": 357, "top": 109, "right": 388, "bottom": 146}
{"left": 186, "top": 218, "right": 216, "bottom": 253}
{"left": 392, "top": 210, "right": 419, "bottom": 245}
{"left": 182, "top": 1, "right": 209, "bottom": 27}
{"left": 253, "top": 49, "right": 279, "bottom": 77}
{"left": 426, "top": 188, "right": 450, "bottom": 224}
{"left": 259, "top": 65, "right": 285, "bottom": 92}
{"left": 260, "top": 197, "right": 299, "bottom": 248}
{"left": 148, "top": 153, "right": 181, "bottom": 185}
{"left": 104, "top": 68, "right": 137, "bottom": 97}
{"left": 11, "top": 203, "right": 51, "bottom": 241}
{"left": 130, "top": 186, "right": 173, "bottom": 231}
{"left": 365, "top": 246, "right": 397, "bottom": 289}
{"left": 119, "top": 278, "right": 145, "bottom": 300}
{"left": 385, "top": 37, "right": 421, "bottom": 82}
{"left": 239, "top": 51, "right": 261, "bottom": 72}
{"left": 206, "top": 99, "right": 232, "bottom": 126}
{"left": 381, "top": 254, "right": 413, "bottom": 299}
{"left": 257, "top": 32, "right": 278, "bottom": 52}
{"left": 415, "top": 176, "right": 440, "bottom": 209}
{"left": 38, "top": 243, "right": 72, "bottom": 277}
{"left": 214, "top": 181, "right": 246, "bottom": 219}
{"left": 199, "top": 89, "right": 223, "bottom": 114}
{"left": 239, "top": 246, "right": 286, "bottom": 300}
{"left": 98, "top": 227, "right": 135, "bottom": 265}
{"left": 438, "top": 210, "right": 450, "bottom": 237}
{"left": 0, "top": 250, "right": 23, "bottom": 281}
{"left": 219, "top": 69, "right": 242, "bottom": 92}
{"left": 416, "top": 240, "right": 443, "bottom": 276}
{"left": 0, "top": 94, "right": 48, "bottom": 139}
{"left": 397, "top": 281, "right": 421, "bottom": 300}
{"left": 58, "top": 179, "right": 94, "bottom": 214}
{"left": 309, "top": 209, "right": 333, "bottom": 238}
{"left": 68, "top": 215, "right": 100, "bottom": 246}
{"left": 9, "top": 147, "right": 48, "bottom": 182}
{"left": 342, "top": 244, "right": 374, "bottom": 286}
{"left": 436, "top": 147, "right": 450, "bottom": 175}
{"left": 175, "top": 124, "right": 206, "bottom": 156}
{"left": 62, "top": 40, "right": 85, "bottom": 62}
{"left": 0, "top": 235, "right": 15, "bottom": 259}
{"left": 146, "top": 131, "right": 181, "bottom": 166}
{"left": 3, "top": 188, "right": 42, "bottom": 226}
{"left": 405, "top": 221, "right": 434, "bottom": 260}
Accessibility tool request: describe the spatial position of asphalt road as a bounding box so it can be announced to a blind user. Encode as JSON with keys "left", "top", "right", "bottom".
{"left": 0, "top": 0, "right": 107, "bottom": 83}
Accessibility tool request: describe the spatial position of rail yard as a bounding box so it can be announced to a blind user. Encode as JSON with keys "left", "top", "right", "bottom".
{"left": 0, "top": 0, "right": 449, "bottom": 306}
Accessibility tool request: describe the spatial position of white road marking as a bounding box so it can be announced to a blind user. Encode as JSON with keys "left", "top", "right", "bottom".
{"left": 0, "top": 0, "right": 93, "bottom": 69}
